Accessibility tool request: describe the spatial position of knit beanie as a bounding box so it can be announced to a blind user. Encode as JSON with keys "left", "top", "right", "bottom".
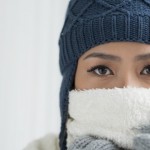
{"left": 58, "top": 0, "right": 150, "bottom": 149}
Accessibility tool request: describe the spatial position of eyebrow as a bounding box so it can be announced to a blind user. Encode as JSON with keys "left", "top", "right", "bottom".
{"left": 83, "top": 52, "right": 121, "bottom": 61}
{"left": 83, "top": 52, "right": 150, "bottom": 61}
{"left": 135, "top": 53, "right": 150, "bottom": 61}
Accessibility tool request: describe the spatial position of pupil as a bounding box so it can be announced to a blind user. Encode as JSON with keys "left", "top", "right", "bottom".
{"left": 146, "top": 68, "right": 150, "bottom": 74}
{"left": 99, "top": 67, "right": 107, "bottom": 74}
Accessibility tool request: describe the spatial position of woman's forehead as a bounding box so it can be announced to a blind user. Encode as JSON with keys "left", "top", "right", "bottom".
{"left": 79, "top": 41, "right": 150, "bottom": 61}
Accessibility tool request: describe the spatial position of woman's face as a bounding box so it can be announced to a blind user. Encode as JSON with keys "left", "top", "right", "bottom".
{"left": 75, "top": 42, "right": 150, "bottom": 90}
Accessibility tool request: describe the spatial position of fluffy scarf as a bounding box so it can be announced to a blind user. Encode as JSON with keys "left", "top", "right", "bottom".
{"left": 66, "top": 87, "right": 150, "bottom": 149}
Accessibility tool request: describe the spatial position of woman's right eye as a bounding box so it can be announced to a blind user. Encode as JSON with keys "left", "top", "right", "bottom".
{"left": 87, "top": 65, "right": 114, "bottom": 77}
{"left": 140, "top": 65, "right": 150, "bottom": 75}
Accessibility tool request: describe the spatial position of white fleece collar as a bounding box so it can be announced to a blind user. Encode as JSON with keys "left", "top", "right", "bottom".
{"left": 66, "top": 87, "right": 150, "bottom": 149}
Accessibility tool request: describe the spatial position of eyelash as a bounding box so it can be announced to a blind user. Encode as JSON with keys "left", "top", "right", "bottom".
{"left": 141, "top": 65, "right": 150, "bottom": 75}
{"left": 87, "top": 64, "right": 150, "bottom": 77}
{"left": 87, "top": 65, "right": 113, "bottom": 77}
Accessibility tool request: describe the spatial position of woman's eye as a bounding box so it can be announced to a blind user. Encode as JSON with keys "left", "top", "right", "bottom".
{"left": 87, "top": 65, "right": 113, "bottom": 76}
{"left": 141, "top": 65, "right": 150, "bottom": 75}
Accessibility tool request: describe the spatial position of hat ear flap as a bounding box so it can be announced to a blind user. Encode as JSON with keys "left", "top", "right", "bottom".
{"left": 59, "top": 62, "right": 78, "bottom": 150}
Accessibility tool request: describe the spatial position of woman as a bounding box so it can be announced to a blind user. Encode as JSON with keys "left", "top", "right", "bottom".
{"left": 25, "top": 0, "right": 150, "bottom": 150}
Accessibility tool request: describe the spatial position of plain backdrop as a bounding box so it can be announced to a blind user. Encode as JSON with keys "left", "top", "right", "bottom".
{"left": 0, "top": 0, "right": 69, "bottom": 149}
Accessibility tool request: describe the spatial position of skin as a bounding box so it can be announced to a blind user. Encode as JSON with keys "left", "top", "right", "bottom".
{"left": 75, "top": 42, "right": 150, "bottom": 90}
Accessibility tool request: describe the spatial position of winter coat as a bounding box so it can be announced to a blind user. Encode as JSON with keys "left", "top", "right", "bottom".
{"left": 23, "top": 133, "right": 59, "bottom": 150}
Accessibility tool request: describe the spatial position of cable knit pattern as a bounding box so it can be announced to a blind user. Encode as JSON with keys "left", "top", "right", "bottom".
{"left": 134, "top": 134, "right": 150, "bottom": 150}
{"left": 68, "top": 135, "right": 120, "bottom": 150}
{"left": 59, "top": 0, "right": 150, "bottom": 75}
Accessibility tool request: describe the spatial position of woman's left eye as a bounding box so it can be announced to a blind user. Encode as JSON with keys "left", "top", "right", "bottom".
{"left": 141, "top": 65, "right": 150, "bottom": 75}
{"left": 87, "top": 65, "right": 113, "bottom": 76}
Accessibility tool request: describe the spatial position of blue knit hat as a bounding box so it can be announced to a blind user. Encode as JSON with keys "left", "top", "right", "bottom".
{"left": 58, "top": 0, "right": 150, "bottom": 149}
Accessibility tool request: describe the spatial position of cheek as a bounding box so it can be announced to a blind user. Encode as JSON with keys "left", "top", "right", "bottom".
{"left": 74, "top": 64, "right": 92, "bottom": 89}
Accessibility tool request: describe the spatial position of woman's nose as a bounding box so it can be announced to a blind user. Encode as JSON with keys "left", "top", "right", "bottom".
{"left": 119, "top": 74, "right": 141, "bottom": 88}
